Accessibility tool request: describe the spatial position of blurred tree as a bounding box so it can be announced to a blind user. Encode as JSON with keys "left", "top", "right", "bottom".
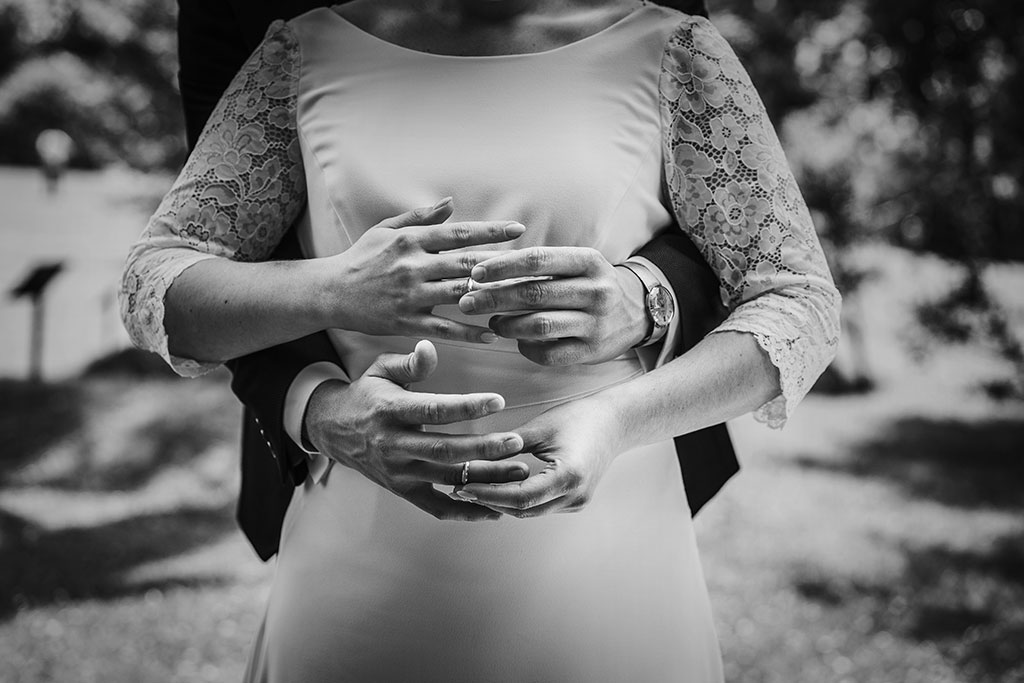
{"left": 717, "top": 0, "right": 1024, "bottom": 391}
{"left": 0, "top": 0, "right": 185, "bottom": 170}
{"left": 862, "top": 0, "right": 1024, "bottom": 261}
{"left": 859, "top": 0, "right": 1024, "bottom": 391}
{"left": 716, "top": 0, "right": 1023, "bottom": 261}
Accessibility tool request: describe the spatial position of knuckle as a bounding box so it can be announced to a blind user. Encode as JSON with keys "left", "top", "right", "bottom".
{"left": 399, "top": 353, "right": 418, "bottom": 377}
{"left": 421, "top": 400, "right": 443, "bottom": 423}
{"left": 593, "top": 282, "right": 614, "bottom": 306}
{"left": 369, "top": 433, "right": 388, "bottom": 451}
{"left": 521, "top": 282, "right": 545, "bottom": 306}
{"left": 537, "top": 346, "right": 561, "bottom": 366}
{"left": 435, "top": 400, "right": 453, "bottom": 423}
{"left": 458, "top": 253, "right": 478, "bottom": 271}
{"left": 392, "top": 232, "right": 414, "bottom": 250}
{"left": 430, "top": 439, "right": 452, "bottom": 462}
{"left": 392, "top": 262, "right": 413, "bottom": 286}
{"left": 433, "top": 319, "right": 453, "bottom": 339}
{"left": 533, "top": 316, "right": 554, "bottom": 337}
{"left": 450, "top": 279, "right": 468, "bottom": 297}
{"left": 373, "top": 399, "right": 395, "bottom": 421}
{"left": 380, "top": 438, "right": 401, "bottom": 462}
{"left": 526, "top": 248, "right": 548, "bottom": 271}
{"left": 449, "top": 224, "right": 472, "bottom": 243}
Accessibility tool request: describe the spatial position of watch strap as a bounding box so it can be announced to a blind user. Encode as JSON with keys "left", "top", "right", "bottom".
{"left": 619, "top": 260, "right": 671, "bottom": 347}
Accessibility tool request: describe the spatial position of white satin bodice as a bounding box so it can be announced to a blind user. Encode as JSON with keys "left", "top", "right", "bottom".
{"left": 291, "top": 7, "right": 674, "bottom": 383}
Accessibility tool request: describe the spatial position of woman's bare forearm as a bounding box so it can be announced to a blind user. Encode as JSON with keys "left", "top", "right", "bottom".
{"left": 165, "top": 257, "right": 332, "bottom": 363}
{"left": 594, "top": 331, "right": 780, "bottom": 454}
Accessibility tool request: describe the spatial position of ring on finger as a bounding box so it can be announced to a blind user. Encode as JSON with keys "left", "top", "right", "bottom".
{"left": 461, "top": 461, "right": 471, "bottom": 485}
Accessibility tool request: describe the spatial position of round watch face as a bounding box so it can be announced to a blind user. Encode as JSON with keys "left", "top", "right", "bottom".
{"left": 647, "top": 285, "right": 675, "bottom": 327}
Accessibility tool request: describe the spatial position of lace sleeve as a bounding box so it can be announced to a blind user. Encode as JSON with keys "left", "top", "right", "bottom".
{"left": 118, "top": 20, "right": 305, "bottom": 377}
{"left": 659, "top": 16, "right": 841, "bottom": 427}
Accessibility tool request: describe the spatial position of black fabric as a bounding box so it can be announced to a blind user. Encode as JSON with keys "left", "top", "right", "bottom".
{"left": 176, "top": 0, "right": 730, "bottom": 560}
{"left": 656, "top": 0, "right": 709, "bottom": 17}
{"left": 635, "top": 229, "right": 739, "bottom": 514}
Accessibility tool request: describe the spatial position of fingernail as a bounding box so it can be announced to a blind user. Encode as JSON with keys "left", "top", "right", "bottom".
{"left": 471, "top": 265, "right": 487, "bottom": 281}
{"left": 456, "top": 490, "right": 477, "bottom": 502}
{"left": 504, "top": 222, "right": 525, "bottom": 238}
{"left": 459, "top": 295, "right": 476, "bottom": 313}
{"left": 481, "top": 332, "right": 499, "bottom": 344}
{"left": 502, "top": 435, "right": 523, "bottom": 451}
{"left": 485, "top": 397, "right": 504, "bottom": 412}
{"left": 431, "top": 196, "right": 453, "bottom": 211}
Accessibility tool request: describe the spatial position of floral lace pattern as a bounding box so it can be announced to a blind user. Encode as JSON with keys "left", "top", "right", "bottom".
{"left": 118, "top": 21, "right": 305, "bottom": 376}
{"left": 659, "top": 17, "right": 841, "bottom": 427}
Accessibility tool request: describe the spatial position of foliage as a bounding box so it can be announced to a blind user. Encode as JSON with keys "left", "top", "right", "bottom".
{"left": 863, "top": 0, "right": 1024, "bottom": 261}
{"left": 714, "top": 0, "right": 1024, "bottom": 390}
{"left": 0, "top": 0, "right": 185, "bottom": 170}
{"left": 717, "top": 0, "right": 1023, "bottom": 262}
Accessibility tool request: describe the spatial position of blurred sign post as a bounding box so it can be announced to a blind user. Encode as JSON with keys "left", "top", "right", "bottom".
{"left": 10, "top": 262, "right": 64, "bottom": 381}
{"left": 35, "top": 129, "right": 74, "bottom": 195}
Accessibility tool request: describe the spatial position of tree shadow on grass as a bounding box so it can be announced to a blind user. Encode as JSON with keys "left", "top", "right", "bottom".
{"left": 60, "top": 411, "right": 228, "bottom": 491}
{"left": 0, "top": 501, "right": 237, "bottom": 621}
{"left": 793, "top": 416, "right": 1024, "bottom": 509}
{"left": 0, "top": 380, "right": 82, "bottom": 484}
{"left": 792, "top": 530, "right": 1024, "bottom": 683}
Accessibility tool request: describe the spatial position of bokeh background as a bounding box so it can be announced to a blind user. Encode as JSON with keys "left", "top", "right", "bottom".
{"left": 1, "top": 1, "right": 1022, "bottom": 681}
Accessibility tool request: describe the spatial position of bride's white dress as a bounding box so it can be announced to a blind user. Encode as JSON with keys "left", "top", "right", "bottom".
{"left": 119, "top": 3, "right": 839, "bottom": 681}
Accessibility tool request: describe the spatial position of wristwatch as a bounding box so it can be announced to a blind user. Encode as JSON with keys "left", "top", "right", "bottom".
{"left": 619, "top": 260, "right": 675, "bottom": 347}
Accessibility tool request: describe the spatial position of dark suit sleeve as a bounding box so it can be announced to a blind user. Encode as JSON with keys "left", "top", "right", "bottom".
{"left": 634, "top": 228, "right": 740, "bottom": 516}
{"left": 657, "top": 0, "right": 709, "bottom": 18}
{"left": 177, "top": 0, "right": 251, "bottom": 148}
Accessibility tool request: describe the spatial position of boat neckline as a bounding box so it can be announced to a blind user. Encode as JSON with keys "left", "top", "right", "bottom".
{"left": 322, "top": 3, "right": 650, "bottom": 61}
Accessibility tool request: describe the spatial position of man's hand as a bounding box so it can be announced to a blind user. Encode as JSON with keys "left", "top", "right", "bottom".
{"left": 454, "top": 397, "right": 621, "bottom": 518}
{"left": 317, "top": 198, "right": 524, "bottom": 343}
{"left": 305, "top": 340, "right": 529, "bottom": 521}
{"left": 457, "top": 247, "right": 649, "bottom": 366}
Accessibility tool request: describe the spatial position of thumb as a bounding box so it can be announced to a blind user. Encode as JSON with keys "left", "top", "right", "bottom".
{"left": 513, "top": 410, "right": 561, "bottom": 456}
{"left": 376, "top": 197, "right": 454, "bottom": 230}
{"left": 371, "top": 339, "right": 438, "bottom": 387}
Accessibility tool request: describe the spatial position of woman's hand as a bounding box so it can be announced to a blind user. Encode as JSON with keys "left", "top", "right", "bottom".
{"left": 455, "top": 397, "right": 621, "bottom": 517}
{"left": 456, "top": 247, "right": 648, "bottom": 365}
{"left": 315, "top": 198, "right": 525, "bottom": 343}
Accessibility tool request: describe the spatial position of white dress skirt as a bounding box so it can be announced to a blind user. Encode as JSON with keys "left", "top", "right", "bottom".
{"left": 248, "top": 333, "right": 722, "bottom": 682}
